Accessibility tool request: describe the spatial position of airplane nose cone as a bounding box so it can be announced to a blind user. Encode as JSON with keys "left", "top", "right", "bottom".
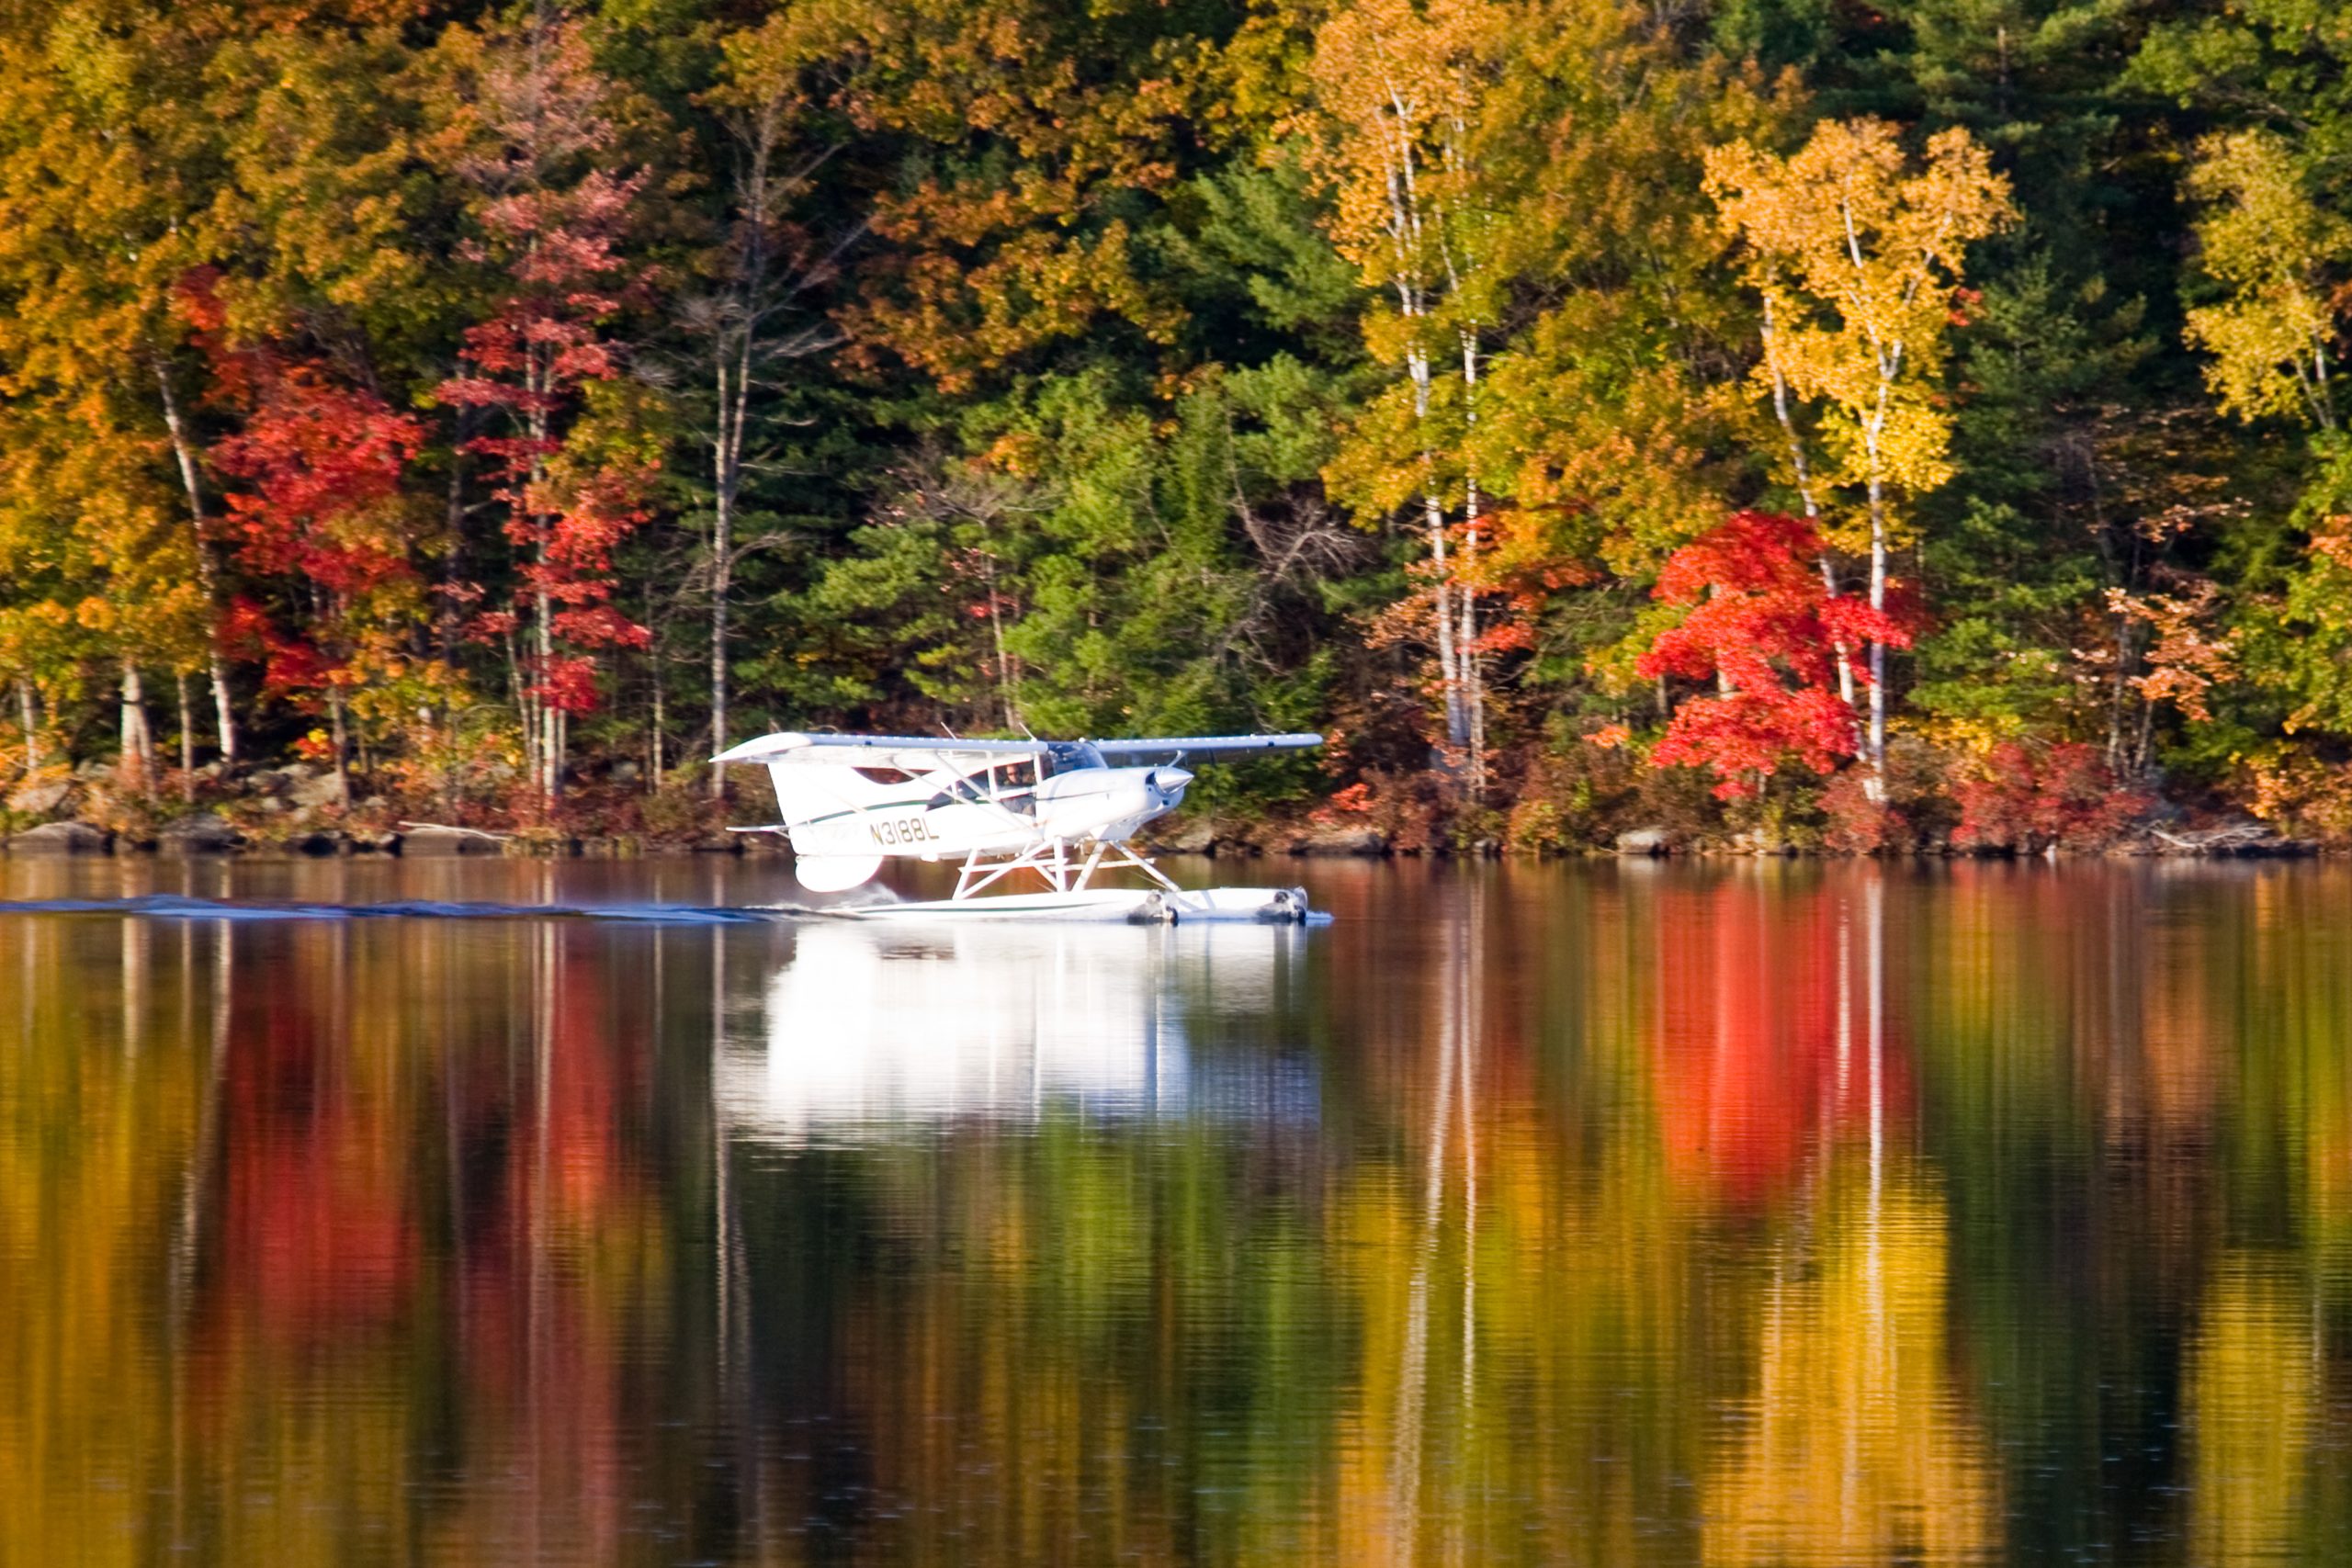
{"left": 1152, "top": 767, "right": 1194, "bottom": 796}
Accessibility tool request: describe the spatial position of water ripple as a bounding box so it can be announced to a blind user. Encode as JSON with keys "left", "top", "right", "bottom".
{"left": 0, "top": 893, "right": 781, "bottom": 924}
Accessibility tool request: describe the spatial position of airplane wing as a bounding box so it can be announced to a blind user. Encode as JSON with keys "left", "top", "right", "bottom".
{"left": 1090, "top": 734, "right": 1322, "bottom": 759}
{"left": 712, "top": 732, "right": 1048, "bottom": 773}
{"left": 713, "top": 731, "right": 1320, "bottom": 768}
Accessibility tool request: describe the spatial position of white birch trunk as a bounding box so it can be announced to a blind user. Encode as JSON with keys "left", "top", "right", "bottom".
{"left": 709, "top": 349, "right": 744, "bottom": 798}
{"left": 16, "top": 679, "right": 35, "bottom": 779}
{"left": 1760, "top": 297, "right": 1860, "bottom": 720}
{"left": 175, "top": 671, "right": 196, "bottom": 800}
{"left": 119, "top": 660, "right": 154, "bottom": 792}
{"left": 152, "top": 359, "right": 237, "bottom": 764}
{"left": 1458, "top": 328, "right": 1486, "bottom": 797}
{"left": 1866, "top": 474, "right": 1889, "bottom": 797}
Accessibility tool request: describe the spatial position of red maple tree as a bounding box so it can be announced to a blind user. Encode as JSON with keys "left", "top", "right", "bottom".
{"left": 1636, "top": 511, "right": 1914, "bottom": 798}
{"left": 435, "top": 12, "right": 654, "bottom": 802}
{"left": 438, "top": 175, "right": 655, "bottom": 796}
{"left": 189, "top": 272, "right": 428, "bottom": 797}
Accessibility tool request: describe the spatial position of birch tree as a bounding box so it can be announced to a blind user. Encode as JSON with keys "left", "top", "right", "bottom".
{"left": 1306, "top": 0, "right": 1503, "bottom": 795}
{"left": 2182, "top": 130, "right": 2347, "bottom": 434}
{"left": 690, "top": 20, "right": 851, "bottom": 795}
{"left": 1706, "top": 119, "right": 2013, "bottom": 790}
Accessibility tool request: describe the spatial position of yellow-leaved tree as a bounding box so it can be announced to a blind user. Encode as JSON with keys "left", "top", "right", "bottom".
{"left": 2183, "top": 130, "right": 2347, "bottom": 433}
{"left": 1304, "top": 0, "right": 1505, "bottom": 795}
{"left": 1704, "top": 119, "right": 2014, "bottom": 789}
{"left": 2180, "top": 130, "right": 2352, "bottom": 828}
{"left": 0, "top": 3, "right": 243, "bottom": 773}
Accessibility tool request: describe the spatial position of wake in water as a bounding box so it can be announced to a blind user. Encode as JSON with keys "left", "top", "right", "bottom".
{"left": 0, "top": 894, "right": 794, "bottom": 925}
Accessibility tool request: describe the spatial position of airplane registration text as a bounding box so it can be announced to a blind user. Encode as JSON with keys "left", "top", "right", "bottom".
{"left": 870, "top": 815, "right": 938, "bottom": 847}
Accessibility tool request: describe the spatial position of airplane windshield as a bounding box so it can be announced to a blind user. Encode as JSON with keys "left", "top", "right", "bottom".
{"left": 1043, "top": 741, "right": 1103, "bottom": 775}
{"left": 945, "top": 759, "right": 1037, "bottom": 813}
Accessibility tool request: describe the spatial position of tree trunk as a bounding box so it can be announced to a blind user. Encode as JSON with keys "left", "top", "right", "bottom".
{"left": 504, "top": 628, "right": 533, "bottom": 801}
{"left": 536, "top": 567, "right": 556, "bottom": 804}
{"left": 120, "top": 660, "right": 154, "bottom": 793}
{"left": 1761, "top": 298, "right": 1860, "bottom": 723}
{"left": 440, "top": 439, "right": 468, "bottom": 668}
{"left": 17, "top": 678, "right": 37, "bottom": 779}
{"left": 1425, "top": 489, "right": 1466, "bottom": 749}
{"left": 708, "top": 355, "right": 739, "bottom": 798}
{"left": 175, "top": 671, "right": 196, "bottom": 801}
{"left": 326, "top": 685, "right": 353, "bottom": 809}
{"left": 1458, "top": 329, "right": 1487, "bottom": 803}
{"left": 1408, "top": 349, "right": 1467, "bottom": 750}
{"left": 650, "top": 653, "right": 666, "bottom": 792}
{"left": 1461, "top": 500, "right": 1486, "bottom": 799}
{"left": 523, "top": 317, "right": 560, "bottom": 809}
{"left": 708, "top": 515, "right": 729, "bottom": 797}
{"left": 708, "top": 90, "right": 771, "bottom": 799}
{"left": 1865, "top": 474, "right": 1889, "bottom": 798}
{"left": 152, "top": 357, "right": 237, "bottom": 764}
{"left": 2105, "top": 608, "right": 2140, "bottom": 773}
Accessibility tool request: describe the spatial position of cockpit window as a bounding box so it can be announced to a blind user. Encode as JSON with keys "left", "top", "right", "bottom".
{"left": 1042, "top": 741, "right": 1103, "bottom": 775}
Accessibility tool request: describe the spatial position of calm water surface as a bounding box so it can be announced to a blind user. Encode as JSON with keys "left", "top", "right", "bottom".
{"left": 5, "top": 854, "right": 2351, "bottom": 1564}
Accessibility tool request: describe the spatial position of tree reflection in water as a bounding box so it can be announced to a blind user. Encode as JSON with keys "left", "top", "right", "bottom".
{"left": 0, "top": 861, "right": 2350, "bottom": 1563}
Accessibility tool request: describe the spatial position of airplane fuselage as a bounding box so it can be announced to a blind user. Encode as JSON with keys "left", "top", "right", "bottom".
{"left": 781, "top": 762, "right": 1194, "bottom": 863}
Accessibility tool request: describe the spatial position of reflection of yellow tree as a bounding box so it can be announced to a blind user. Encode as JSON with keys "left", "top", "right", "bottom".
{"left": 1707, "top": 1169, "right": 1998, "bottom": 1568}
{"left": 1331, "top": 876, "right": 1717, "bottom": 1566}
{"left": 0, "top": 919, "right": 210, "bottom": 1566}
{"left": 2188, "top": 1256, "right": 2316, "bottom": 1567}
{"left": 1333, "top": 1103, "right": 1705, "bottom": 1565}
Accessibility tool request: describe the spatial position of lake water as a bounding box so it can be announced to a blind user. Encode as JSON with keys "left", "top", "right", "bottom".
{"left": 5, "top": 854, "right": 2350, "bottom": 1564}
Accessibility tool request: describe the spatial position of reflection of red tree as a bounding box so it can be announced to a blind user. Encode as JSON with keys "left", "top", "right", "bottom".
{"left": 1649, "top": 880, "right": 1912, "bottom": 1206}
{"left": 189, "top": 926, "right": 659, "bottom": 1560}
{"left": 206, "top": 976, "right": 417, "bottom": 1359}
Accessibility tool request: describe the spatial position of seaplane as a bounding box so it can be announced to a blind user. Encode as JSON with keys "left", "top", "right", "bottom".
{"left": 712, "top": 729, "right": 1327, "bottom": 922}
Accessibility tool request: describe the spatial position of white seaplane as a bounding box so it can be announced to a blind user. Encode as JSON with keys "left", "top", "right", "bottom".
{"left": 713, "top": 728, "right": 1325, "bottom": 922}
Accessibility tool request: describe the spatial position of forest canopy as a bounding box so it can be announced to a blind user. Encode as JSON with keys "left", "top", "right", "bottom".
{"left": 1, "top": 0, "right": 2348, "bottom": 850}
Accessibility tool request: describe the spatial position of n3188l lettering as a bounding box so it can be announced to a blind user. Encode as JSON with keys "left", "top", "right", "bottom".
{"left": 869, "top": 816, "right": 937, "bottom": 847}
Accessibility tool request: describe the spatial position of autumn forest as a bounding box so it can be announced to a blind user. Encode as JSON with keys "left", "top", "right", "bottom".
{"left": 2, "top": 0, "right": 2348, "bottom": 848}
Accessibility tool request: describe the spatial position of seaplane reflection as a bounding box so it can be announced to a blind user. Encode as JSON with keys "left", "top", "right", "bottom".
{"left": 717, "top": 919, "right": 1310, "bottom": 1143}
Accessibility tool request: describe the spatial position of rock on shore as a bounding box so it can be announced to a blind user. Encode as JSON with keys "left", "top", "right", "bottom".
{"left": 7, "top": 821, "right": 110, "bottom": 855}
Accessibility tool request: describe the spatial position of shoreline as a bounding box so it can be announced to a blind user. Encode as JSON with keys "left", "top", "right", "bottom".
{"left": 2, "top": 818, "right": 2331, "bottom": 862}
